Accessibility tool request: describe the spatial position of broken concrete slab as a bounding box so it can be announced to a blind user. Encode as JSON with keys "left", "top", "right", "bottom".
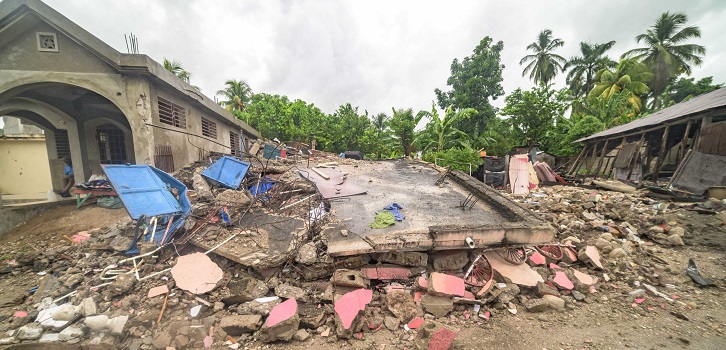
{"left": 330, "top": 269, "right": 370, "bottom": 288}
{"left": 274, "top": 284, "right": 306, "bottom": 300}
{"left": 334, "top": 289, "right": 372, "bottom": 330}
{"left": 171, "top": 253, "right": 224, "bottom": 294}
{"left": 525, "top": 298, "right": 549, "bottom": 313}
{"left": 573, "top": 270, "right": 596, "bottom": 285}
{"left": 428, "top": 273, "right": 465, "bottom": 297}
{"left": 420, "top": 294, "right": 454, "bottom": 318}
{"left": 323, "top": 161, "right": 555, "bottom": 257}
{"left": 578, "top": 246, "right": 604, "bottom": 269}
{"left": 360, "top": 266, "right": 411, "bottom": 280}
{"left": 377, "top": 251, "right": 428, "bottom": 267}
{"left": 222, "top": 274, "right": 269, "bottom": 305}
{"left": 431, "top": 251, "right": 469, "bottom": 271}
{"left": 484, "top": 250, "right": 543, "bottom": 287}
{"left": 260, "top": 298, "right": 299, "bottom": 342}
{"left": 219, "top": 315, "right": 262, "bottom": 335}
{"left": 552, "top": 271, "right": 574, "bottom": 290}
{"left": 385, "top": 291, "right": 419, "bottom": 323}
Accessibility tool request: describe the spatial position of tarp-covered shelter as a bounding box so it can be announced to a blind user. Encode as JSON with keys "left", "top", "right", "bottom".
{"left": 568, "top": 87, "right": 726, "bottom": 196}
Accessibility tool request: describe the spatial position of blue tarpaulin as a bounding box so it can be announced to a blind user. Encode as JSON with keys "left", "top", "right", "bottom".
{"left": 102, "top": 164, "right": 191, "bottom": 249}
{"left": 201, "top": 156, "right": 251, "bottom": 189}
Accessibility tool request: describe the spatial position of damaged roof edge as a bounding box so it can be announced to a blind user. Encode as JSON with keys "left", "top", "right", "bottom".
{"left": 576, "top": 87, "right": 726, "bottom": 143}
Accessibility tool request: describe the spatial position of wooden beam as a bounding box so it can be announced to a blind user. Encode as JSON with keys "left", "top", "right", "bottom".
{"left": 567, "top": 144, "right": 588, "bottom": 177}
{"left": 607, "top": 137, "right": 626, "bottom": 179}
{"left": 626, "top": 133, "right": 645, "bottom": 180}
{"left": 593, "top": 139, "right": 609, "bottom": 179}
{"left": 677, "top": 120, "right": 692, "bottom": 162}
{"left": 652, "top": 125, "right": 670, "bottom": 184}
{"left": 667, "top": 149, "right": 692, "bottom": 188}
{"left": 584, "top": 142, "right": 600, "bottom": 177}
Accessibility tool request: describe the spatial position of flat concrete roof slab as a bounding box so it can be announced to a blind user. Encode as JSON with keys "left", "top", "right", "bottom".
{"left": 322, "top": 160, "right": 555, "bottom": 257}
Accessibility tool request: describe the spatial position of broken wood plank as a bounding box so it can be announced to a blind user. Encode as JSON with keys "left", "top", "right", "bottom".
{"left": 311, "top": 167, "right": 330, "bottom": 179}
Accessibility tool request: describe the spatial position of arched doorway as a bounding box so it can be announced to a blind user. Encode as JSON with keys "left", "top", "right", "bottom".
{"left": 0, "top": 82, "right": 135, "bottom": 199}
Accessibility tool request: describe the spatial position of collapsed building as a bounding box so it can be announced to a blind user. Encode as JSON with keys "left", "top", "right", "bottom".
{"left": 568, "top": 87, "right": 726, "bottom": 197}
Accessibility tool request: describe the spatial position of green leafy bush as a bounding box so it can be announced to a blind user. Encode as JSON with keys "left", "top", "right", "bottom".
{"left": 422, "top": 148, "right": 482, "bottom": 173}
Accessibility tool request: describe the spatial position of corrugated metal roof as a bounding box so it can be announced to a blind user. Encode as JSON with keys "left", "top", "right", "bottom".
{"left": 576, "top": 87, "right": 726, "bottom": 143}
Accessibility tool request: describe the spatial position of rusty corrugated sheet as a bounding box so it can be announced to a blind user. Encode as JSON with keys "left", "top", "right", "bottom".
{"left": 577, "top": 87, "right": 726, "bottom": 143}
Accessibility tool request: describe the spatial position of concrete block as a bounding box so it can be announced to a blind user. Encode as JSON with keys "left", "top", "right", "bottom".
{"left": 420, "top": 294, "right": 453, "bottom": 318}
{"left": 431, "top": 251, "right": 469, "bottom": 271}
{"left": 330, "top": 269, "right": 369, "bottom": 288}
{"left": 219, "top": 315, "right": 262, "bottom": 335}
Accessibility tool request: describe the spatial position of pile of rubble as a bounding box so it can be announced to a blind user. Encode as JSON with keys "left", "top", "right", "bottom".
{"left": 0, "top": 155, "right": 724, "bottom": 349}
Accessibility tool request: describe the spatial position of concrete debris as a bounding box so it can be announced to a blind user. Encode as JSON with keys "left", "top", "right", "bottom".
{"left": 2, "top": 155, "right": 723, "bottom": 348}
{"left": 171, "top": 253, "right": 224, "bottom": 294}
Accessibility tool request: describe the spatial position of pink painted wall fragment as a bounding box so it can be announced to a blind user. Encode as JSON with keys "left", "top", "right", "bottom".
{"left": 266, "top": 298, "right": 298, "bottom": 327}
{"left": 585, "top": 246, "right": 603, "bottom": 269}
{"left": 148, "top": 285, "right": 169, "bottom": 298}
{"left": 427, "top": 328, "right": 457, "bottom": 350}
{"left": 484, "top": 251, "right": 543, "bottom": 287}
{"left": 430, "top": 272, "right": 465, "bottom": 297}
{"left": 334, "top": 289, "right": 373, "bottom": 329}
{"left": 407, "top": 317, "right": 423, "bottom": 329}
{"left": 418, "top": 277, "right": 429, "bottom": 289}
{"left": 573, "top": 270, "right": 596, "bottom": 285}
{"left": 529, "top": 251, "right": 546, "bottom": 265}
{"left": 553, "top": 271, "right": 574, "bottom": 290}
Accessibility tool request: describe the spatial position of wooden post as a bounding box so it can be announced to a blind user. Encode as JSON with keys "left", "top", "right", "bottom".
{"left": 584, "top": 142, "right": 600, "bottom": 177}
{"left": 652, "top": 126, "right": 670, "bottom": 184}
{"left": 677, "top": 120, "right": 692, "bottom": 162}
{"left": 626, "top": 134, "right": 645, "bottom": 181}
{"left": 593, "top": 139, "right": 609, "bottom": 179}
{"left": 667, "top": 149, "right": 692, "bottom": 188}
{"left": 567, "top": 144, "right": 588, "bottom": 177}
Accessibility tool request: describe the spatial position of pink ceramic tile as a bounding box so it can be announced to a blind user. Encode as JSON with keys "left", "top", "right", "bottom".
{"left": 266, "top": 298, "right": 298, "bottom": 327}
{"left": 334, "top": 289, "right": 372, "bottom": 329}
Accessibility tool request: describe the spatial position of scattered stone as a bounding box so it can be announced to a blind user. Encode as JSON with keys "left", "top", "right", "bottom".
{"left": 420, "top": 294, "right": 454, "bottom": 318}
{"left": 17, "top": 323, "right": 44, "bottom": 340}
{"left": 51, "top": 303, "right": 80, "bottom": 321}
{"left": 668, "top": 234, "right": 685, "bottom": 246}
{"left": 275, "top": 284, "right": 306, "bottom": 300}
{"left": 609, "top": 248, "right": 627, "bottom": 259}
{"left": 223, "top": 274, "right": 269, "bottom": 304}
{"left": 536, "top": 281, "right": 560, "bottom": 296}
{"left": 670, "top": 227, "right": 685, "bottom": 237}
{"left": 525, "top": 298, "right": 549, "bottom": 313}
{"left": 79, "top": 297, "right": 98, "bottom": 316}
{"left": 192, "top": 173, "right": 213, "bottom": 200}
{"left": 384, "top": 316, "right": 400, "bottom": 331}
{"left": 293, "top": 329, "right": 310, "bottom": 341}
{"left": 386, "top": 291, "right": 418, "bottom": 323}
{"left": 572, "top": 290, "right": 586, "bottom": 301}
{"left": 649, "top": 225, "right": 665, "bottom": 234}
{"left": 219, "top": 315, "right": 262, "bottom": 335}
{"left": 542, "top": 295, "right": 565, "bottom": 311}
{"left": 84, "top": 315, "right": 129, "bottom": 335}
{"left": 295, "top": 242, "right": 318, "bottom": 265}
{"left": 109, "top": 273, "right": 136, "bottom": 297}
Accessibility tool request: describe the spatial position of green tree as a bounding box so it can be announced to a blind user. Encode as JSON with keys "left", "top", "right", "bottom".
{"left": 623, "top": 12, "right": 706, "bottom": 109}
{"left": 323, "top": 104, "right": 371, "bottom": 153}
{"left": 434, "top": 37, "right": 505, "bottom": 134}
{"left": 662, "top": 76, "right": 723, "bottom": 106}
{"left": 422, "top": 147, "right": 482, "bottom": 173}
{"left": 589, "top": 59, "right": 653, "bottom": 113}
{"left": 573, "top": 92, "right": 637, "bottom": 127}
{"left": 216, "top": 80, "right": 253, "bottom": 112}
{"left": 163, "top": 58, "right": 191, "bottom": 83}
{"left": 520, "top": 29, "right": 567, "bottom": 85}
{"left": 564, "top": 41, "right": 617, "bottom": 97}
{"left": 415, "top": 103, "right": 477, "bottom": 153}
{"left": 501, "top": 85, "right": 571, "bottom": 148}
{"left": 388, "top": 108, "right": 425, "bottom": 157}
{"left": 473, "top": 118, "right": 514, "bottom": 156}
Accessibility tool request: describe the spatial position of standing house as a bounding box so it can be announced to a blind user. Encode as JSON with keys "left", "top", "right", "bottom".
{"left": 0, "top": 0, "right": 258, "bottom": 196}
{"left": 568, "top": 87, "right": 726, "bottom": 196}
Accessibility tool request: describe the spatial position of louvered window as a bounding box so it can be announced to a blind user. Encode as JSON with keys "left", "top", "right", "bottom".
{"left": 201, "top": 117, "right": 217, "bottom": 139}
{"left": 158, "top": 97, "right": 186, "bottom": 128}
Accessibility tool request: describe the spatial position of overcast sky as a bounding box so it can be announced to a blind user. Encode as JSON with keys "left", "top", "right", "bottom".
{"left": 42, "top": 0, "right": 726, "bottom": 116}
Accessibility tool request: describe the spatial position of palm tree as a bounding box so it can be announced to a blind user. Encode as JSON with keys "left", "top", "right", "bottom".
{"left": 520, "top": 29, "right": 567, "bottom": 85}
{"left": 216, "top": 79, "right": 253, "bottom": 112}
{"left": 589, "top": 59, "right": 653, "bottom": 113}
{"left": 623, "top": 12, "right": 705, "bottom": 109}
{"left": 163, "top": 58, "right": 191, "bottom": 83}
{"left": 564, "top": 41, "right": 617, "bottom": 97}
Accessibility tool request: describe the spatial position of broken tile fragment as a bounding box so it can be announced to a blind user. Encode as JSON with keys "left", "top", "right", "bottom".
{"left": 266, "top": 298, "right": 297, "bottom": 327}
{"left": 429, "top": 273, "right": 465, "bottom": 297}
{"left": 171, "top": 253, "right": 223, "bottom": 294}
{"left": 334, "top": 289, "right": 372, "bottom": 330}
{"left": 406, "top": 317, "right": 423, "bottom": 329}
{"left": 529, "top": 251, "right": 546, "bottom": 265}
{"left": 552, "top": 271, "right": 574, "bottom": 290}
{"left": 484, "top": 251, "right": 543, "bottom": 287}
{"left": 427, "top": 328, "right": 457, "bottom": 350}
{"left": 261, "top": 299, "right": 299, "bottom": 342}
{"left": 148, "top": 285, "right": 169, "bottom": 298}
{"left": 361, "top": 267, "right": 410, "bottom": 280}
{"left": 573, "top": 270, "right": 596, "bottom": 285}
{"left": 578, "top": 246, "right": 603, "bottom": 269}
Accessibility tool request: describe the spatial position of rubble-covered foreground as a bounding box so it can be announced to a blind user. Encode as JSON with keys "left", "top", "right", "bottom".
{"left": 0, "top": 157, "right": 725, "bottom": 350}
